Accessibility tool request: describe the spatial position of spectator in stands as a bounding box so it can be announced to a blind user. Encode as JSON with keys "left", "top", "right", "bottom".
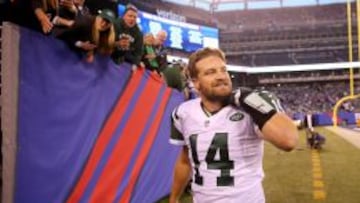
{"left": 163, "top": 60, "right": 187, "bottom": 93}
{"left": 59, "top": 0, "right": 90, "bottom": 19}
{"left": 154, "top": 29, "right": 168, "bottom": 72}
{"left": 32, "top": 0, "right": 74, "bottom": 34}
{"left": 52, "top": 0, "right": 91, "bottom": 36}
{"left": 111, "top": 4, "right": 143, "bottom": 68}
{"left": 83, "top": 0, "right": 118, "bottom": 16}
{"left": 342, "top": 101, "right": 355, "bottom": 112}
{"left": 142, "top": 33, "right": 160, "bottom": 74}
{"left": 58, "top": 9, "right": 116, "bottom": 63}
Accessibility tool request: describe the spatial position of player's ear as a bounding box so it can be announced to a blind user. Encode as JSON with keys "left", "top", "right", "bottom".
{"left": 192, "top": 77, "right": 200, "bottom": 91}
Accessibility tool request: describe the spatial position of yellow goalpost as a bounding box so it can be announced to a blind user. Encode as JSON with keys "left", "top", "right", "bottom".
{"left": 332, "top": 0, "right": 360, "bottom": 127}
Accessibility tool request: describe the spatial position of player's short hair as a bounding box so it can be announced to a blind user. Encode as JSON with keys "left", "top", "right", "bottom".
{"left": 187, "top": 47, "right": 226, "bottom": 79}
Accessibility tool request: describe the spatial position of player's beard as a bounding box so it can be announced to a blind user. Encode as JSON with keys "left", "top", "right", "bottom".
{"left": 198, "top": 81, "right": 232, "bottom": 104}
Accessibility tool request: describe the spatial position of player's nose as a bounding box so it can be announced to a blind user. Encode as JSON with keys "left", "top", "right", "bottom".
{"left": 215, "top": 70, "right": 228, "bottom": 80}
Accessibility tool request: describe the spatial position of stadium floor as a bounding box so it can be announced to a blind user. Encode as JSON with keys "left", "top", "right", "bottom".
{"left": 158, "top": 127, "right": 360, "bottom": 203}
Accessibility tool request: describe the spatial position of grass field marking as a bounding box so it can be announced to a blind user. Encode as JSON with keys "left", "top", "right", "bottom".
{"left": 311, "top": 157, "right": 320, "bottom": 163}
{"left": 313, "top": 180, "right": 324, "bottom": 188}
{"left": 312, "top": 161, "right": 321, "bottom": 168}
{"left": 313, "top": 171, "right": 323, "bottom": 179}
{"left": 311, "top": 149, "right": 326, "bottom": 201}
{"left": 312, "top": 152, "right": 319, "bottom": 156}
{"left": 313, "top": 190, "right": 326, "bottom": 200}
{"left": 312, "top": 167, "right": 321, "bottom": 173}
{"left": 325, "top": 126, "right": 360, "bottom": 149}
{"left": 312, "top": 153, "right": 320, "bottom": 157}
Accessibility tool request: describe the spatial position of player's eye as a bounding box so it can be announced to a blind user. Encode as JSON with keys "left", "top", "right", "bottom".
{"left": 204, "top": 69, "right": 215, "bottom": 75}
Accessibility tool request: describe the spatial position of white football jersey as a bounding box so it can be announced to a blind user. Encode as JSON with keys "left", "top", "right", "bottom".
{"left": 170, "top": 98, "right": 265, "bottom": 203}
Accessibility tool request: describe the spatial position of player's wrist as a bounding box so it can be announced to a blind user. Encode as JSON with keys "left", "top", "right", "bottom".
{"left": 247, "top": 108, "right": 277, "bottom": 129}
{"left": 169, "top": 195, "right": 180, "bottom": 203}
{"left": 229, "top": 87, "right": 278, "bottom": 129}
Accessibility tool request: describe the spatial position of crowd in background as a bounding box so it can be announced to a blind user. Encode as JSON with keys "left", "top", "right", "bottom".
{"left": 26, "top": 0, "right": 151, "bottom": 66}
{"left": 215, "top": 3, "right": 348, "bottom": 32}
{"left": 0, "top": 0, "right": 194, "bottom": 99}
{"left": 263, "top": 82, "right": 360, "bottom": 117}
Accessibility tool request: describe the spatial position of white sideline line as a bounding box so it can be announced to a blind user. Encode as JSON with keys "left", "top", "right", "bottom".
{"left": 325, "top": 126, "right": 360, "bottom": 149}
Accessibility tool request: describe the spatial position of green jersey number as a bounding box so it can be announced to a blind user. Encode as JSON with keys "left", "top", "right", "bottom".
{"left": 189, "top": 133, "right": 234, "bottom": 187}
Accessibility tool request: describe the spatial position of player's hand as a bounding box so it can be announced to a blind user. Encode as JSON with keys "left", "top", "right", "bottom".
{"left": 229, "top": 87, "right": 282, "bottom": 129}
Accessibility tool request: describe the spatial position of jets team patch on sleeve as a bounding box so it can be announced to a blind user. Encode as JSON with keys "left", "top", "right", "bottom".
{"left": 229, "top": 112, "right": 244, "bottom": 121}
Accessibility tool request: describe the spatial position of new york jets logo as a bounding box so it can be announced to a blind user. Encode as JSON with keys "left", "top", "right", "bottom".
{"left": 229, "top": 112, "right": 244, "bottom": 121}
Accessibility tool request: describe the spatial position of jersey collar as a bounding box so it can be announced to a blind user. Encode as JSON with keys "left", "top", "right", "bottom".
{"left": 200, "top": 102, "right": 221, "bottom": 117}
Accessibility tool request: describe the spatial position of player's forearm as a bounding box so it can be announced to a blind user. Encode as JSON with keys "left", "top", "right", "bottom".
{"left": 262, "top": 112, "right": 299, "bottom": 151}
{"left": 169, "top": 164, "right": 191, "bottom": 203}
{"left": 169, "top": 151, "right": 191, "bottom": 203}
{"left": 228, "top": 87, "right": 298, "bottom": 150}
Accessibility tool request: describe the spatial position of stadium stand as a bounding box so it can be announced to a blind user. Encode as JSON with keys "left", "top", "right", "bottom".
{"left": 216, "top": 3, "right": 356, "bottom": 66}
{"left": 263, "top": 82, "right": 360, "bottom": 117}
{"left": 215, "top": 4, "right": 348, "bottom": 32}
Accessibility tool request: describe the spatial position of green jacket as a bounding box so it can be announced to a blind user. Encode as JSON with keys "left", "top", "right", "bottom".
{"left": 163, "top": 65, "right": 186, "bottom": 92}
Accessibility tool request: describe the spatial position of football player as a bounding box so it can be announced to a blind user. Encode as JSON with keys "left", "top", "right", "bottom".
{"left": 169, "top": 47, "right": 298, "bottom": 203}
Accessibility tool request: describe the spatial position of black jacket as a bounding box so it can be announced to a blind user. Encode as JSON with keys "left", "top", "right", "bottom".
{"left": 57, "top": 16, "right": 94, "bottom": 54}
{"left": 111, "top": 18, "right": 143, "bottom": 65}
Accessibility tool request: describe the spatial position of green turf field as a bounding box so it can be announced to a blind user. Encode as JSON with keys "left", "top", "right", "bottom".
{"left": 158, "top": 127, "right": 360, "bottom": 203}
